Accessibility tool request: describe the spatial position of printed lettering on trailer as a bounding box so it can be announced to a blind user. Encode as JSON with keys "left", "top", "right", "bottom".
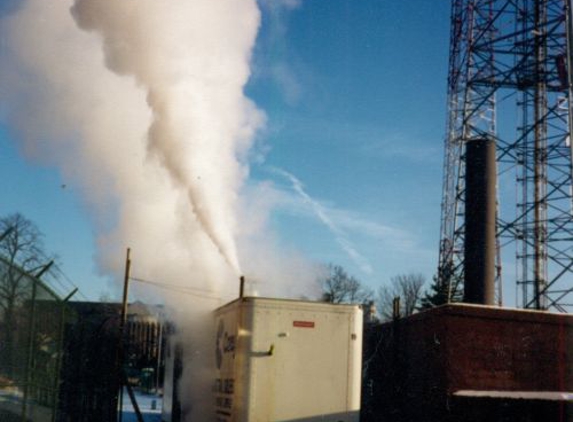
{"left": 215, "top": 319, "right": 235, "bottom": 421}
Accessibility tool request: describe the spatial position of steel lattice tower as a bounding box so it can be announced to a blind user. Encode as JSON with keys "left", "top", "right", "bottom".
{"left": 438, "top": 0, "right": 573, "bottom": 311}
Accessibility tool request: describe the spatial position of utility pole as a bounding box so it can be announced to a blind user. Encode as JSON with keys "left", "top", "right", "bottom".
{"left": 118, "top": 248, "right": 131, "bottom": 422}
{"left": 121, "top": 248, "right": 131, "bottom": 330}
{"left": 116, "top": 248, "right": 144, "bottom": 422}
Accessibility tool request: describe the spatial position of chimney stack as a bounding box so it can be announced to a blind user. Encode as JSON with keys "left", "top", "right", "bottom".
{"left": 464, "top": 138, "right": 496, "bottom": 305}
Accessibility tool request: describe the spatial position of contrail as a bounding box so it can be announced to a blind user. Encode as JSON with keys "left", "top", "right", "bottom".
{"left": 273, "top": 167, "right": 373, "bottom": 274}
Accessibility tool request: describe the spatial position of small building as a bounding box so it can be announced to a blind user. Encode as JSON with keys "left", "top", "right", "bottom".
{"left": 361, "top": 304, "right": 573, "bottom": 422}
{"left": 57, "top": 301, "right": 165, "bottom": 422}
{"left": 57, "top": 301, "right": 122, "bottom": 422}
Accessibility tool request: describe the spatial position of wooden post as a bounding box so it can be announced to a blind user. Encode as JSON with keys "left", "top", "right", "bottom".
{"left": 392, "top": 297, "right": 401, "bottom": 320}
{"left": 121, "top": 248, "right": 131, "bottom": 328}
{"left": 118, "top": 248, "right": 131, "bottom": 422}
{"left": 239, "top": 275, "right": 245, "bottom": 298}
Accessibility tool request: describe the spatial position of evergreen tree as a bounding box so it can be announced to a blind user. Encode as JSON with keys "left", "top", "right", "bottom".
{"left": 418, "top": 261, "right": 462, "bottom": 310}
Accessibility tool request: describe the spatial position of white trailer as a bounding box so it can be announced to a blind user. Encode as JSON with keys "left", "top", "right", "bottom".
{"left": 214, "top": 297, "right": 363, "bottom": 422}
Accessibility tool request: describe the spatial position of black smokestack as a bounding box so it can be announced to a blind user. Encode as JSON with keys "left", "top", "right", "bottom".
{"left": 464, "top": 138, "right": 496, "bottom": 305}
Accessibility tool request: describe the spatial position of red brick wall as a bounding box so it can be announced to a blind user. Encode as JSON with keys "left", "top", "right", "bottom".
{"left": 361, "top": 304, "right": 573, "bottom": 422}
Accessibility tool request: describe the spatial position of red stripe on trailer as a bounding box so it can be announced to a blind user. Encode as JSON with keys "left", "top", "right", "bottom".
{"left": 293, "top": 321, "right": 315, "bottom": 328}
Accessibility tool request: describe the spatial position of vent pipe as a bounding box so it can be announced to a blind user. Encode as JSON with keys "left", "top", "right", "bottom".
{"left": 239, "top": 275, "right": 245, "bottom": 299}
{"left": 464, "top": 138, "right": 496, "bottom": 305}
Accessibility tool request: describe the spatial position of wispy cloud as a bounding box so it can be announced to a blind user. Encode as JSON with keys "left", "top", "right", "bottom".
{"left": 265, "top": 167, "right": 417, "bottom": 244}
{"left": 327, "top": 207, "right": 418, "bottom": 252}
{"left": 271, "top": 63, "right": 302, "bottom": 105}
{"left": 357, "top": 133, "right": 442, "bottom": 163}
{"left": 270, "top": 167, "right": 375, "bottom": 274}
{"left": 259, "top": 0, "right": 302, "bottom": 11}
{"left": 253, "top": 0, "right": 307, "bottom": 107}
{"left": 252, "top": 166, "right": 437, "bottom": 281}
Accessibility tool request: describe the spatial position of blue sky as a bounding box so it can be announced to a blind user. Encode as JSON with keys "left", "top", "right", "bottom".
{"left": 248, "top": 2, "right": 450, "bottom": 287}
{"left": 0, "top": 0, "right": 451, "bottom": 300}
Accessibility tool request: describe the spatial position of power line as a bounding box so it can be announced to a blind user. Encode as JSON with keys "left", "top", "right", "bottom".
{"left": 129, "top": 276, "right": 222, "bottom": 301}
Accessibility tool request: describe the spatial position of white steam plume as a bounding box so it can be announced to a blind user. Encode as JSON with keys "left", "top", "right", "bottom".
{"left": 68, "top": 0, "right": 265, "bottom": 274}
{"left": 0, "top": 0, "right": 264, "bottom": 285}
{"left": 0, "top": 0, "right": 268, "bottom": 420}
{"left": 1, "top": 1, "right": 326, "bottom": 419}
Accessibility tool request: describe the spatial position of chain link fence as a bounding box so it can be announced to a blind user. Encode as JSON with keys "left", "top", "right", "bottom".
{"left": 0, "top": 255, "right": 68, "bottom": 422}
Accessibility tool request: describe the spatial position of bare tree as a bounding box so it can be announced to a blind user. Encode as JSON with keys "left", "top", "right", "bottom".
{"left": 377, "top": 273, "right": 426, "bottom": 321}
{"left": 320, "top": 264, "right": 373, "bottom": 304}
{"left": 0, "top": 213, "right": 50, "bottom": 267}
{"left": 0, "top": 213, "right": 54, "bottom": 376}
{"left": 0, "top": 214, "right": 53, "bottom": 305}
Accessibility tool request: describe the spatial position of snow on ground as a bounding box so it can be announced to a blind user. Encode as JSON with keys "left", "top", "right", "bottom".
{"left": 121, "top": 390, "right": 162, "bottom": 422}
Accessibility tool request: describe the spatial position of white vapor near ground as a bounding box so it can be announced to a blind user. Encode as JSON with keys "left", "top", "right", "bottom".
{"left": 0, "top": 1, "right": 321, "bottom": 420}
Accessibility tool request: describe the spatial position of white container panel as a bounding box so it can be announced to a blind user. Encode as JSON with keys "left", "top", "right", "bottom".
{"left": 214, "top": 298, "right": 362, "bottom": 422}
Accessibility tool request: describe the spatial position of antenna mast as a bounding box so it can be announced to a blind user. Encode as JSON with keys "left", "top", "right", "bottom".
{"left": 438, "top": 0, "right": 573, "bottom": 311}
